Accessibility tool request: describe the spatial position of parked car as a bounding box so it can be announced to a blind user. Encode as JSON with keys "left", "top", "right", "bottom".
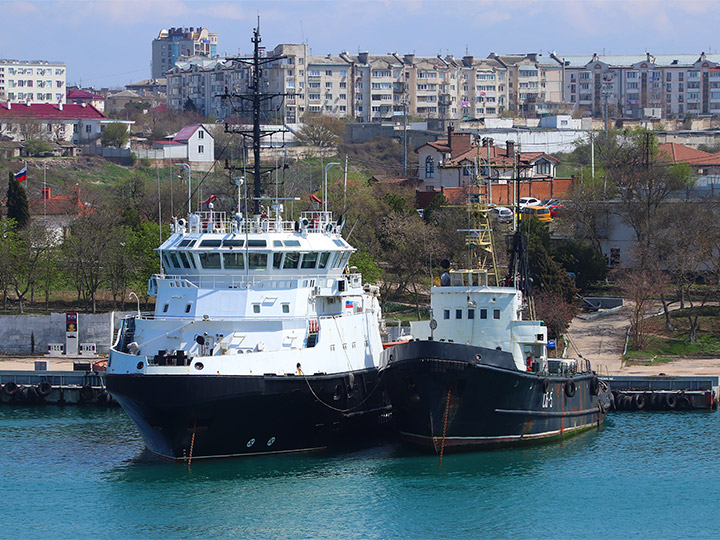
{"left": 518, "top": 197, "right": 541, "bottom": 208}
{"left": 489, "top": 206, "right": 514, "bottom": 224}
{"left": 519, "top": 205, "right": 552, "bottom": 222}
{"left": 541, "top": 198, "right": 560, "bottom": 207}
{"left": 548, "top": 203, "right": 564, "bottom": 218}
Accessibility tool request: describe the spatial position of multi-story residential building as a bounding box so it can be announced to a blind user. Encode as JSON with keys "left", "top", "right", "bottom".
{"left": 555, "top": 52, "right": 720, "bottom": 118}
{"left": 0, "top": 60, "right": 66, "bottom": 104}
{"left": 152, "top": 27, "right": 218, "bottom": 79}
{"left": 166, "top": 45, "right": 560, "bottom": 123}
{"left": 489, "top": 53, "right": 564, "bottom": 116}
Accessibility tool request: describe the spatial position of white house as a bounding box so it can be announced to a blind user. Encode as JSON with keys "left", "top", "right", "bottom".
{"left": 134, "top": 124, "right": 215, "bottom": 170}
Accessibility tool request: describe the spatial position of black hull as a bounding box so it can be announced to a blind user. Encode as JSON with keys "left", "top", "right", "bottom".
{"left": 380, "top": 340, "right": 611, "bottom": 453}
{"left": 106, "top": 369, "right": 390, "bottom": 460}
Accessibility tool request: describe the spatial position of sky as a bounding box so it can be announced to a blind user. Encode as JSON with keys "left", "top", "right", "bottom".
{"left": 2, "top": 0, "right": 720, "bottom": 88}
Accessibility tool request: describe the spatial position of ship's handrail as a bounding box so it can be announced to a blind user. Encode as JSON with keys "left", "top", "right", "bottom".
{"left": 152, "top": 272, "right": 364, "bottom": 290}
{"left": 179, "top": 210, "right": 342, "bottom": 235}
{"left": 123, "top": 309, "right": 379, "bottom": 324}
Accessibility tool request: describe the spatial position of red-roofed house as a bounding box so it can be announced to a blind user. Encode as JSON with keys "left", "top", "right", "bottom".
{"left": 416, "top": 126, "right": 559, "bottom": 190}
{"left": 28, "top": 186, "right": 92, "bottom": 238}
{"left": 134, "top": 124, "right": 214, "bottom": 170}
{"left": 66, "top": 89, "right": 106, "bottom": 113}
{"left": 0, "top": 102, "right": 131, "bottom": 146}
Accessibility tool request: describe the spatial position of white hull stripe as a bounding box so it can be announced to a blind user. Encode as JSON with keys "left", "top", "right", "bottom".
{"left": 400, "top": 423, "right": 598, "bottom": 446}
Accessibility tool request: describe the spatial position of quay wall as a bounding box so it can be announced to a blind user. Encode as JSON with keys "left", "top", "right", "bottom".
{"left": 0, "top": 312, "right": 132, "bottom": 355}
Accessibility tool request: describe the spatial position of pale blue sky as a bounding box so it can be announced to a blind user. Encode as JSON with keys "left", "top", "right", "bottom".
{"left": 2, "top": 0, "right": 719, "bottom": 88}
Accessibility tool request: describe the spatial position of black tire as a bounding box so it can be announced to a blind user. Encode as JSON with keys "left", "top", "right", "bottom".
{"left": 665, "top": 393, "right": 677, "bottom": 409}
{"left": 633, "top": 393, "right": 646, "bottom": 410}
{"left": 2, "top": 381, "right": 18, "bottom": 396}
{"left": 590, "top": 376, "right": 599, "bottom": 396}
{"left": 621, "top": 395, "right": 632, "bottom": 410}
{"left": 80, "top": 385, "right": 96, "bottom": 402}
{"left": 96, "top": 391, "right": 111, "bottom": 406}
{"left": 542, "top": 378, "right": 550, "bottom": 393}
{"left": 14, "top": 386, "right": 28, "bottom": 403}
{"left": 564, "top": 380, "right": 576, "bottom": 398}
{"left": 677, "top": 393, "right": 691, "bottom": 410}
{"left": 36, "top": 381, "right": 52, "bottom": 398}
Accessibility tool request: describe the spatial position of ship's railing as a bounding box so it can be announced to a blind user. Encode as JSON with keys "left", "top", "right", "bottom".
{"left": 533, "top": 357, "right": 593, "bottom": 376}
{"left": 177, "top": 210, "right": 343, "bottom": 235}
{"left": 152, "top": 272, "right": 364, "bottom": 290}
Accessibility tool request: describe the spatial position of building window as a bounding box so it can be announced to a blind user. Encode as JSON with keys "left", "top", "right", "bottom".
{"left": 198, "top": 130, "right": 204, "bottom": 139}
{"left": 85, "top": 125, "right": 92, "bottom": 133}
{"left": 198, "top": 145, "right": 204, "bottom": 153}
{"left": 425, "top": 156, "right": 435, "bottom": 178}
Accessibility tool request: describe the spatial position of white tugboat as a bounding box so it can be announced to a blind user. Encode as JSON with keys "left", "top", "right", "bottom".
{"left": 106, "top": 25, "right": 389, "bottom": 460}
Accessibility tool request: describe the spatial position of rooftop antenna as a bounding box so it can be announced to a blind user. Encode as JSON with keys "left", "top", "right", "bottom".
{"left": 300, "top": 20, "right": 305, "bottom": 44}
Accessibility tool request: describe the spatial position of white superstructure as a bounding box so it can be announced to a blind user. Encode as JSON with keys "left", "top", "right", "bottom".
{"left": 108, "top": 205, "right": 383, "bottom": 377}
{"left": 409, "top": 269, "right": 548, "bottom": 372}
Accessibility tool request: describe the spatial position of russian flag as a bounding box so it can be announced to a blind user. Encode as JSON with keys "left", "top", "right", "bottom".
{"left": 14, "top": 166, "right": 27, "bottom": 183}
{"left": 345, "top": 300, "right": 354, "bottom": 309}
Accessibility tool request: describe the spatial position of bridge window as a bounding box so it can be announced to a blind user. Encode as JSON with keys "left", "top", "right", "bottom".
{"left": 319, "top": 252, "right": 330, "bottom": 268}
{"left": 493, "top": 309, "right": 500, "bottom": 320}
{"left": 253, "top": 304, "right": 260, "bottom": 313}
{"left": 301, "top": 252, "right": 318, "bottom": 269}
{"left": 223, "top": 252, "right": 244, "bottom": 269}
{"left": 178, "top": 239, "right": 196, "bottom": 247}
{"left": 248, "top": 253, "right": 268, "bottom": 270}
{"left": 480, "top": 308, "right": 487, "bottom": 319}
{"left": 199, "top": 252, "right": 221, "bottom": 269}
{"left": 443, "top": 309, "right": 450, "bottom": 319}
{"left": 200, "top": 239, "right": 221, "bottom": 247}
{"left": 273, "top": 252, "right": 283, "bottom": 269}
{"left": 248, "top": 240, "right": 267, "bottom": 247}
{"left": 177, "top": 252, "right": 192, "bottom": 269}
{"left": 283, "top": 252, "right": 300, "bottom": 269}
{"left": 455, "top": 309, "right": 462, "bottom": 319}
{"left": 222, "top": 239, "right": 244, "bottom": 247}
{"left": 468, "top": 309, "right": 475, "bottom": 319}
{"left": 282, "top": 303, "right": 290, "bottom": 313}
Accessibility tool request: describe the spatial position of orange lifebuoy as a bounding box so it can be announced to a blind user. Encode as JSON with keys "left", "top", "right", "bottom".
{"left": 526, "top": 355, "right": 533, "bottom": 372}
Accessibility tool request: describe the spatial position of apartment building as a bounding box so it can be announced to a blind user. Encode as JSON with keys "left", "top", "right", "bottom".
{"left": 152, "top": 27, "right": 218, "bottom": 79}
{"left": 0, "top": 60, "right": 67, "bottom": 104}
{"left": 557, "top": 52, "right": 720, "bottom": 118}
{"left": 485, "top": 54, "right": 564, "bottom": 116}
{"left": 166, "top": 46, "right": 561, "bottom": 123}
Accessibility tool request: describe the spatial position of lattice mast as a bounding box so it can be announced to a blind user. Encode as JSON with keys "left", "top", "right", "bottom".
{"left": 223, "top": 19, "right": 292, "bottom": 215}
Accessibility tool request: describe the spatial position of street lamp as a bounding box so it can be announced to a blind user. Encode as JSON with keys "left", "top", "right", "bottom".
{"left": 175, "top": 162, "right": 191, "bottom": 214}
{"left": 323, "top": 162, "right": 341, "bottom": 213}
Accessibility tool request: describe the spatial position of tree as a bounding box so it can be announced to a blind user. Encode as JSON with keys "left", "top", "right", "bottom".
{"left": 101, "top": 122, "right": 130, "bottom": 148}
{"left": 7, "top": 223, "right": 54, "bottom": 313}
{"left": 615, "top": 265, "right": 668, "bottom": 351}
{"left": 6, "top": 171, "right": 30, "bottom": 230}
{"left": 62, "top": 208, "right": 119, "bottom": 313}
{"left": 554, "top": 239, "right": 608, "bottom": 290}
{"left": 24, "top": 139, "right": 53, "bottom": 157}
{"left": 295, "top": 114, "right": 346, "bottom": 148}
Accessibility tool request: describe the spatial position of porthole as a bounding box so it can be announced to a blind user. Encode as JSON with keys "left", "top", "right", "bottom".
{"left": 136, "top": 361, "right": 144, "bottom": 370}
{"left": 194, "top": 362, "right": 204, "bottom": 370}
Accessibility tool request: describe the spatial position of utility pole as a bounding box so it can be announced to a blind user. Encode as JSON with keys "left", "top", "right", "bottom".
{"left": 590, "top": 131, "right": 595, "bottom": 180}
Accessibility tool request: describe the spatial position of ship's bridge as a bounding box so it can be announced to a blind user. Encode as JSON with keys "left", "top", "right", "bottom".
{"left": 155, "top": 210, "right": 354, "bottom": 288}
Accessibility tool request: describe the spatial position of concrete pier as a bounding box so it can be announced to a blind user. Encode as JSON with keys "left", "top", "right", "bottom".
{"left": 0, "top": 370, "right": 114, "bottom": 406}
{"left": 605, "top": 375, "right": 718, "bottom": 411}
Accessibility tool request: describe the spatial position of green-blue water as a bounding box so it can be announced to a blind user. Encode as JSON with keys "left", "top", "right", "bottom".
{"left": 1, "top": 406, "right": 718, "bottom": 539}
